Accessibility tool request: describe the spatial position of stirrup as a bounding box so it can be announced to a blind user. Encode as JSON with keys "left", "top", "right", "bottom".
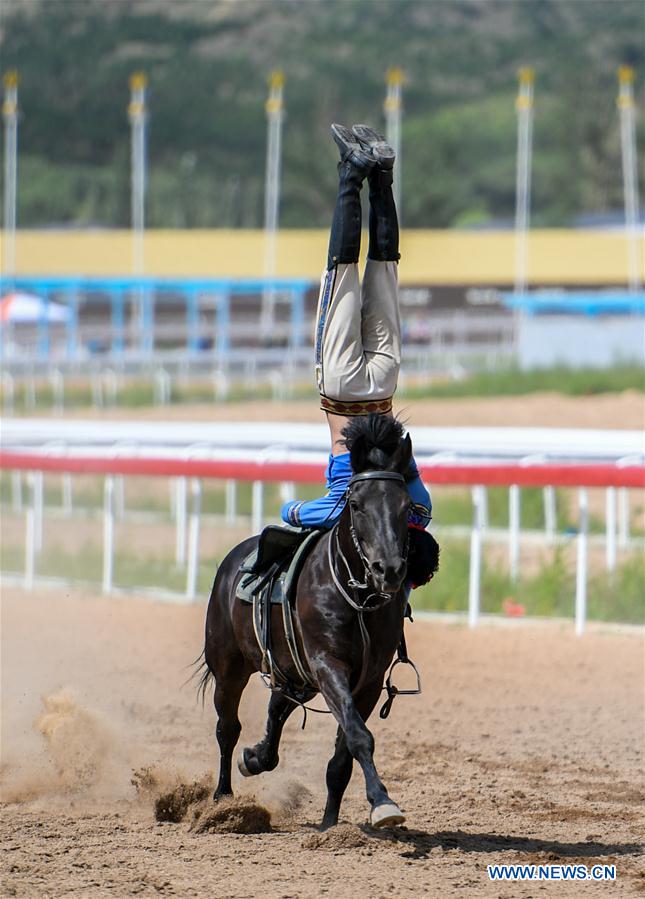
{"left": 379, "top": 657, "right": 422, "bottom": 719}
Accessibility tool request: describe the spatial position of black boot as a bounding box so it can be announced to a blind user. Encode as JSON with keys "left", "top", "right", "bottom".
{"left": 326, "top": 125, "right": 373, "bottom": 270}
{"left": 367, "top": 165, "right": 400, "bottom": 262}
{"left": 350, "top": 125, "right": 399, "bottom": 262}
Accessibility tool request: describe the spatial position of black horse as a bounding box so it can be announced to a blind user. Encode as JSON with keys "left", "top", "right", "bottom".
{"left": 201, "top": 415, "right": 429, "bottom": 829}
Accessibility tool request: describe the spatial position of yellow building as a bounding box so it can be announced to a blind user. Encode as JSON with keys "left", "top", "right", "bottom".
{"left": 3, "top": 229, "right": 642, "bottom": 285}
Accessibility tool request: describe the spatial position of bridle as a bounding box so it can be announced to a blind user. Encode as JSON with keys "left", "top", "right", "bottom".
{"left": 330, "top": 469, "right": 411, "bottom": 610}
{"left": 328, "top": 468, "right": 421, "bottom": 712}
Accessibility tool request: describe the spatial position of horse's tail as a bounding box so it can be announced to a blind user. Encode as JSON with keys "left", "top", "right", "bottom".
{"left": 187, "top": 650, "right": 214, "bottom": 706}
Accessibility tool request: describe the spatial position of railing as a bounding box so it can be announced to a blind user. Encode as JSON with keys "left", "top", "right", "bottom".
{"left": 1, "top": 445, "right": 642, "bottom": 635}
{"left": 0, "top": 276, "right": 517, "bottom": 379}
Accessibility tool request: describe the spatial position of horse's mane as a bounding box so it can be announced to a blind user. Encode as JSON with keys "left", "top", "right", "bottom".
{"left": 341, "top": 414, "right": 411, "bottom": 475}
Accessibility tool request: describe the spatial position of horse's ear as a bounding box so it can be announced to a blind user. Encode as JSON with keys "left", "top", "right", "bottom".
{"left": 348, "top": 434, "right": 369, "bottom": 473}
{"left": 389, "top": 432, "right": 412, "bottom": 474}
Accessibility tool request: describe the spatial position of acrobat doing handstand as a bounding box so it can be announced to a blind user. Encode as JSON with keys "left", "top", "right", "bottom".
{"left": 281, "top": 124, "right": 436, "bottom": 588}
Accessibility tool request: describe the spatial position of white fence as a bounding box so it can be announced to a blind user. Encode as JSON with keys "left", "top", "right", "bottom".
{"left": 1, "top": 421, "right": 642, "bottom": 635}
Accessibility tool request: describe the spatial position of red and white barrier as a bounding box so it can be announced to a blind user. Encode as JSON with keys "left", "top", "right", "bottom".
{"left": 1, "top": 447, "right": 642, "bottom": 634}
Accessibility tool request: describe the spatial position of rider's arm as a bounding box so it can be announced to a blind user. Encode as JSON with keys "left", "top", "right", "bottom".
{"left": 281, "top": 453, "right": 352, "bottom": 529}
{"left": 407, "top": 458, "right": 432, "bottom": 529}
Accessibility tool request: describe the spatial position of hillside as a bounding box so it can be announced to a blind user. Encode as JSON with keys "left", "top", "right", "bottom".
{"left": 1, "top": 0, "right": 643, "bottom": 229}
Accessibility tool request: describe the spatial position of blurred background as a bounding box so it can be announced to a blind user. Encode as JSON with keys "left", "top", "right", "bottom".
{"left": 0, "top": 0, "right": 643, "bottom": 627}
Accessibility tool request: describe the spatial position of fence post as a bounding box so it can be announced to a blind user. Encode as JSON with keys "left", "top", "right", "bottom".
{"left": 2, "top": 371, "right": 14, "bottom": 415}
{"left": 91, "top": 372, "right": 103, "bottom": 408}
{"left": 50, "top": 369, "right": 64, "bottom": 413}
{"left": 102, "top": 475, "right": 115, "bottom": 594}
{"left": 508, "top": 484, "right": 520, "bottom": 581}
{"left": 186, "top": 478, "right": 202, "bottom": 600}
{"left": 26, "top": 377, "right": 36, "bottom": 410}
{"left": 175, "top": 476, "right": 187, "bottom": 567}
{"left": 543, "top": 485, "right": 556, "bottom": 542}
{"left": 252, "top": 480, "right": 264, "bottom": 534}
{"left": 225, "top": 479, "right": 237, "bottom": 523}
{"left": 24, "top": 473, "right": 36, "bottom": 590}
{"left": 618, "top": 488, "right": 629, "bottom": 550}
{"left": 153, "top": 368, "right": 171, "bottom": 404}
{"left": 34, "top": 470, "right": 44, "bottom": 554}
{"left": 11, "top": 470, "right": 22, "bottom": 513}
{"left": 480, "top": 486, "right": 489, "bottom": 529}
{"left": 62, "top": 473, "right": 73, "bottom": 516}
{"left": 605, "top": 486, "right": 617, "bottom": 573}
{"left": 468, "top": 485, "right": 484, "bottom": 628}
{"left": 575, "top": 487, "right": 588, "bottom": 636}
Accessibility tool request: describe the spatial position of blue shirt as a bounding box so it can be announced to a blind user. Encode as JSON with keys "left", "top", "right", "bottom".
{"left": 281, "top": 451, "right": 431, "bottom": 529}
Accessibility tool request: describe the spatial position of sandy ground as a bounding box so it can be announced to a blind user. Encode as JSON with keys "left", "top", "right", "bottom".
{"left": 46, "top": 390, "right": 645, "bottom": 429}
{"left": 1, "top": 587, "right": 643, "bottom": 898}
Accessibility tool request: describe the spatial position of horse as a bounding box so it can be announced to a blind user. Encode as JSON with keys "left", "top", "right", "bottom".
{"left": 200, "top": 415, "right": 422, "bottom": 830}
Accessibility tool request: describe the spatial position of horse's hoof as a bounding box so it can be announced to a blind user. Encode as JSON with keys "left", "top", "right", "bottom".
{"left": 370, "top": 801, "right": 405, "bottom": 828}
{"left": 237, "top": 749, "right": 254, "bottom": 777}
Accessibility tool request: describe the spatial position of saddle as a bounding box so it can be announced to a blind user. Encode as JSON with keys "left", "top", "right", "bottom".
{"left": 236, "top": 525, "right": 324, "bottom": 700}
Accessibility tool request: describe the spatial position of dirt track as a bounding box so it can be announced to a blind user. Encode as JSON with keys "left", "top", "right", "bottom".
{"left": 53, "top": 390, "right": 644, "bottom": 429}
{"left": 1, "top": 587, "right": 643, "bottom": 898}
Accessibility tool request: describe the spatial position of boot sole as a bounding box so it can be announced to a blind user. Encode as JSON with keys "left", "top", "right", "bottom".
{"left": 352, "top": 124, "right": 395, "bottom": 168}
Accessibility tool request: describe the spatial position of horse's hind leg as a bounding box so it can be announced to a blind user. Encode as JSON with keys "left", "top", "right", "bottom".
{"left": 213, "top": 661, "right": 251, "bottom": 800}
{"left": 238, "top": 692, "right": 296, "bottom": 777}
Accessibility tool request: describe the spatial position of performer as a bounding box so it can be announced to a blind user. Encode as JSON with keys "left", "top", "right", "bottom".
{"left": 281, "top": 124, "right": 435, "bottom": 586}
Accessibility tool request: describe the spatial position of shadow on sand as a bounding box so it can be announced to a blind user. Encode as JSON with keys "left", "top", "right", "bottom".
{"left": 361, "top": 827, "right": 643, "bottom": 861}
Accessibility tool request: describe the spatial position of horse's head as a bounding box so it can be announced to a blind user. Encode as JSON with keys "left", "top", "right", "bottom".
{"left": 341, "top": 414, "right": 413, "bottom": 594}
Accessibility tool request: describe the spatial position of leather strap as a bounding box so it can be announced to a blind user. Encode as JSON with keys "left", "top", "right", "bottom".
{"left": 348, "top": 470, "right": 405, "bottom": 487}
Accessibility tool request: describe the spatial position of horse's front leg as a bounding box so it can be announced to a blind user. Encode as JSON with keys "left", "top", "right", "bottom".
{"left": 238, "top": 691, "right": 296, "bottom": 777}
{"left": 315, "top": 660, "right": 404, "bottom": 829}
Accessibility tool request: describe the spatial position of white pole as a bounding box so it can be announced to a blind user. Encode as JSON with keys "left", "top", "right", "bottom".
{"left": 225, "top": 478, "right": 237, "bottom": 524}
{"left": 175, "top": 476, "right": 187, "bottom": 567}
{"left": 252, "top": 480, "right": 264, "bottom": 534}
{"left": 186, "top": 478, "right": 202, "bottom": 600}
{"left": 102, "top": 475, "right": 115, "bottom": 594}
{"left": 514, "top": 68, "right": 534, "bottom": 297}
{"left": 384, "top": 67, "right": 404, "bottom": 222}
{"left": 11, "top": 470, "right": 22, "bottom": 513}
{"left": 543, "top": 485, "right": 556, "bottom": 543}
{"left": 617, "top": 67, "right": 642, "bottom": 291}
{"left": 129, "top": 72, "right": 148, "bottom": 344}
{"left": 605, "top": 486, "right": 617, "bottom": 573}
{"left": 618, "top": 487, "right": 630, "bottom": 550}
{"left": 62, "top": 473, "right": 73, "bottom": 516}
{"left": 575, "top": 487, "right": 588, "bottom": 636}
{"left": 468, "top": 485, "right": 483, "bottom": 628}
{"left": 509, "top": 484, "right": 520, "bottom": 581}
{"left": 34, "top": 470, "right": 44, "bottom": 554}
{"left": 24, "top": 472, "right": 36, "bottom": 590}
{"left": 2, "top": 372, "right": 15, "bottom": 415}
{"left": 260, "top": 71, "right": 285, "bottom": 336}
{"left": 2, "top": 70, "right": 19, "bottom": 277}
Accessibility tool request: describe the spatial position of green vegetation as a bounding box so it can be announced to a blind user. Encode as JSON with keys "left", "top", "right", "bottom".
{"left": 2, "top": 535, "right": 642, "bottom": 624}
{"left": 0, "top": 364, "right": 641, "bottom": 416}
{"left": 2, "top": 0, "right": 643, "bottom": 229}
{"left": 413, "top": 541, "right": 645, "bottom": 624}
{"left": 399, "top": 364, "right": 644, "bottom": 398}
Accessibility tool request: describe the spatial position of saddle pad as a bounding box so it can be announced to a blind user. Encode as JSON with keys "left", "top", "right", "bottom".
{"left": 236, "top": 528, "right": 323, "bottom": 605}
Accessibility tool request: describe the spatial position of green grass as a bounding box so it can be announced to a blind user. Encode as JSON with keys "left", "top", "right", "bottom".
{"left": 413, "top": 540, "right": 645, "bottom": 624}
{"left": 398, "top": 364, "right": 643, "bottom": 399}
{"left": 1, "top": 364, "right": 641, "bottom": 413}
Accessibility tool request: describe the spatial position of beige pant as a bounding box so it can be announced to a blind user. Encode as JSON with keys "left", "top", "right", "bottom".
{"left": 314, "top": 260, "right": 401, "bottom": 415}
